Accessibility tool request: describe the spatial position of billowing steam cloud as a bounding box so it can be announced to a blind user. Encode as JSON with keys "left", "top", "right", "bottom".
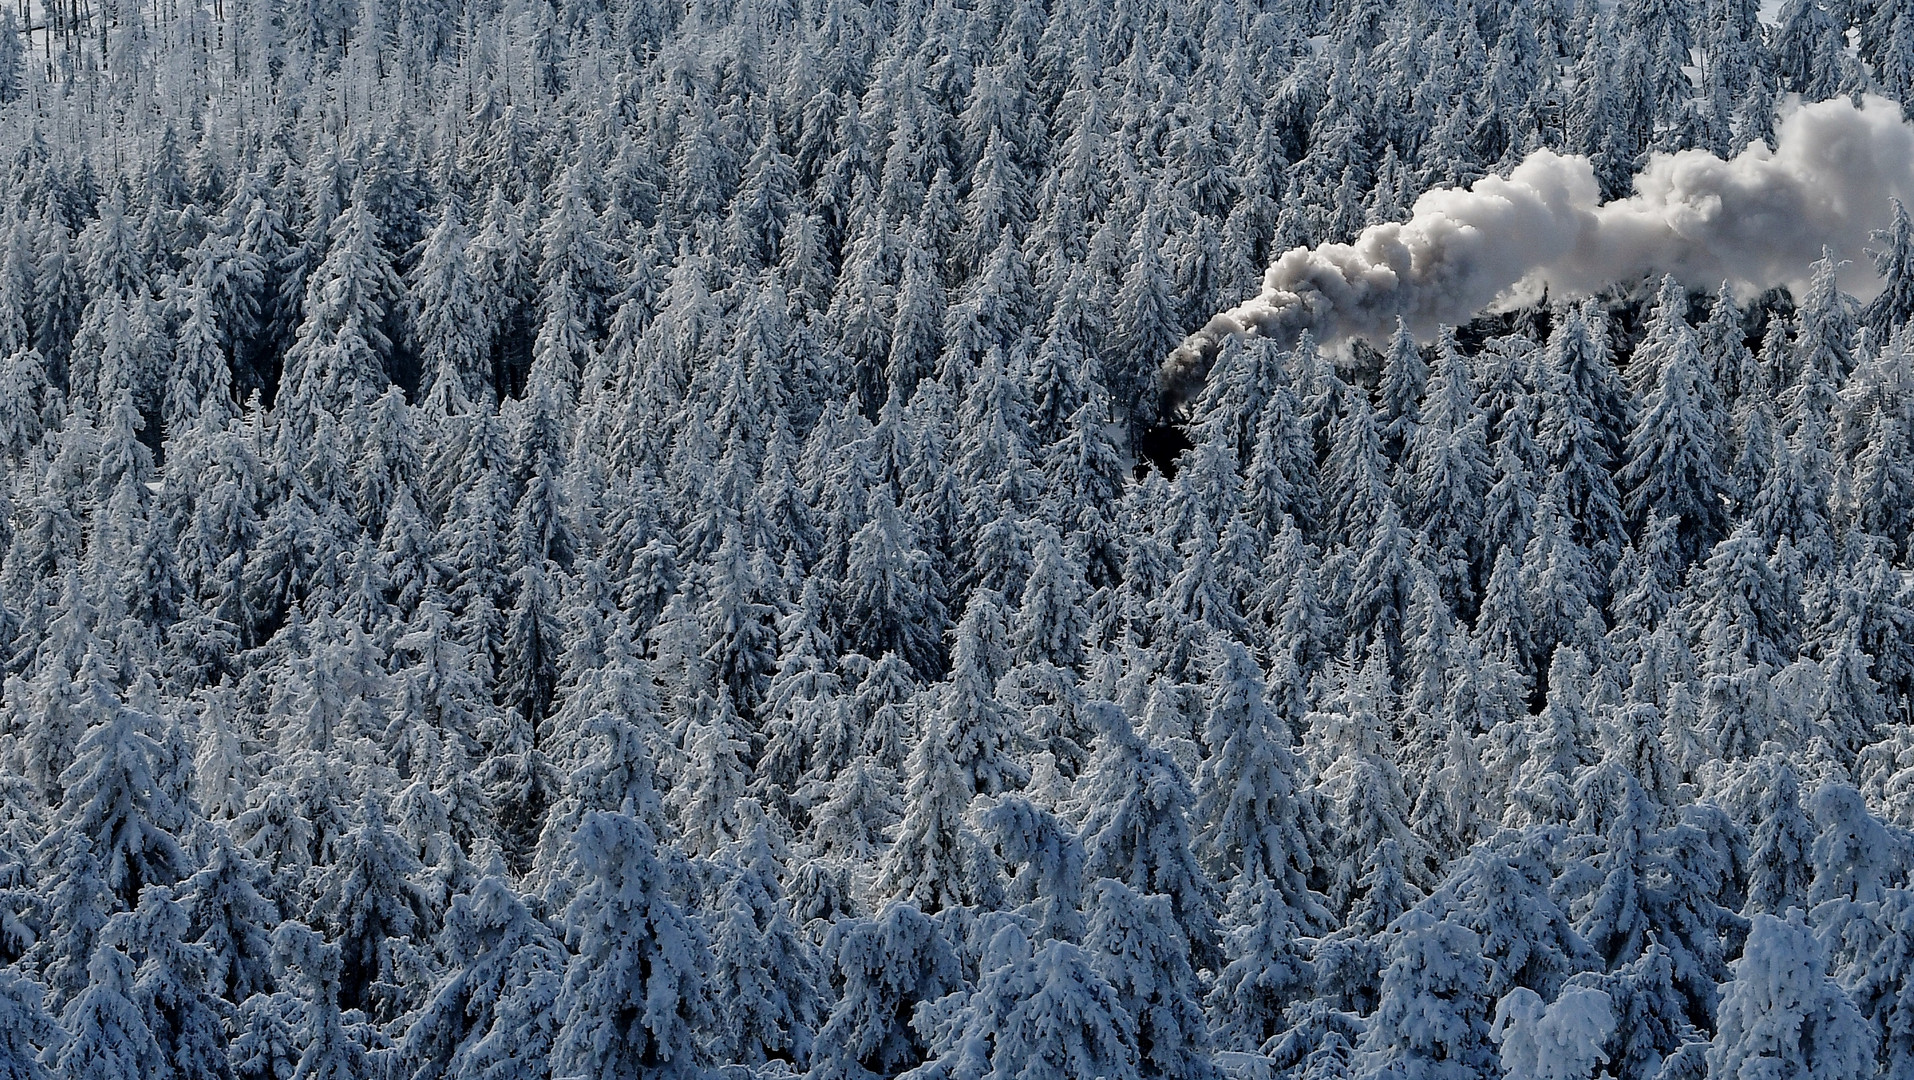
{"left": 1164, "top": 94, "right": 1914, "bottom": 398}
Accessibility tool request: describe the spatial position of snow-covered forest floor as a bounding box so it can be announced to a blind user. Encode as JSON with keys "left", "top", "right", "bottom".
{"left": 3, "top": 0, "right": 1914, "bottom": 1078}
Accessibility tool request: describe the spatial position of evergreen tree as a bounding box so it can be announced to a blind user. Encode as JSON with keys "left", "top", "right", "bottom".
{"left": 277, "top": 182, "right": 402, "bottom": 447}
{"left": 57, "top": 943, "right": 165, "bottom": 1080}
{"left": 49, "top": 683, "right": 189, "bottom": 909}
{"left": 874, "top": 711, "right": 986, "bottom": 914}
{"left": 1409, "top": 331, "right": 1491, "bottom": 607}
{"left": 1848, "top": 888, "right": 1914, "bottom": 1078}
{"left": 1538, "top": 305, "right": 1626, "bottom": 570}
{"left": 1745, "top": 762, "right": 1815, "bottom": 915}
{"left": 1562, "top": 942, "right": 1694, "bottom": 1080}
{"left": 0, "top": 967, "right": 60, "bottom": 1080}
{"left": 1083, "top": 879, "right": 1218, "bottom": 1080}
{"left": 1354, "top": 909, "right": 1495, "bottom": 1080}
{"left": 840, "top": 492, "right": 947, "bottom": 680}
{"left": 410, "top": 196, "right": 490, "bottom": 406}
{"left": 114, "top": 886, "right": 233, "bottom": 1080}
{"left": 177, "top": 826, "right": 279, "bottom": 1006}
{"left": 271, "top": 922, "right": 370, "bottom": 1080}
{"left": 668, "top": 686, "right": 752, "bottom": 859}
{"left": 1078, "top": 703, "right": 1222, "bottom": 971}
{"left": 552, "top": 811, "right": 711, "bottom": 1080}
{"left": 1705, "top": 912, "right": 1874, "bottom": 1080}
{"left": 307, "top": 795, "right": 436, "bottom": 1021}
{"left": 1621, "top": 319, "right": 1726, "bottom": 564}
{"left": 1379, "top": 318, "right": 1426, "bottom": 461}
{"left": 0, "top": 11, "right": 22, "bottom": 105}
{"left": 1207, "top": 873, "right": 1315, "bottom": 1054}
{"left": 1863, "top": 200, "right": 1914, "bottom": 337}
{"left": 1689, "top": 525, "right": 1792, "bottom": 760}
{"left": 1194, "top": 641, "right": 1328, "bottom": 930}
{"left": 1808, "top": 783, "right": 1897, "bottom": 912}
{"left": 400, "top": 867, "right": 567, "bottom": 1080}
{"left": 809, "top": 903, "right": 964, "bottom": 1080}
{"left": 707, "top": 825, "right": 822, "bottom": 1068}
{"left": 1490, "top": 985, "right": 1615, "bottom": 1080}
{"left": 1308, "top": 649, "right": 1434, "bottom": 912}
{"left": 905, "top": 926, "right": 1139, "bottom": 1080}
{"left": 1791, "top": 249, "right": 1859, "bottom": 397}
{"left": 935, "top": 590, "right": 1027, "bottom": 796}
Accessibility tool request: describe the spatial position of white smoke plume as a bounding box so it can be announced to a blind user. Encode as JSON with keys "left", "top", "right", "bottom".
{"left": 1163, "top": 95, "right": 1914, "bottom": 398}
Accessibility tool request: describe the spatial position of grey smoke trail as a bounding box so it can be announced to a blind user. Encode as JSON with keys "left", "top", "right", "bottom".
{"left": 1163, "top": 95, "right": 1914, "bottom": 398}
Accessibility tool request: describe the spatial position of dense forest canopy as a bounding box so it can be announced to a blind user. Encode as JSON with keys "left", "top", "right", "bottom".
{"left": 3, "top": 0, "right": 1914, "bottom": 1078}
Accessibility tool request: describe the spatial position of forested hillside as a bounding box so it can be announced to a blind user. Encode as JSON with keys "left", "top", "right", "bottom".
{"left": 3, "top": 0, "right": 1914, "bottom": 1077}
